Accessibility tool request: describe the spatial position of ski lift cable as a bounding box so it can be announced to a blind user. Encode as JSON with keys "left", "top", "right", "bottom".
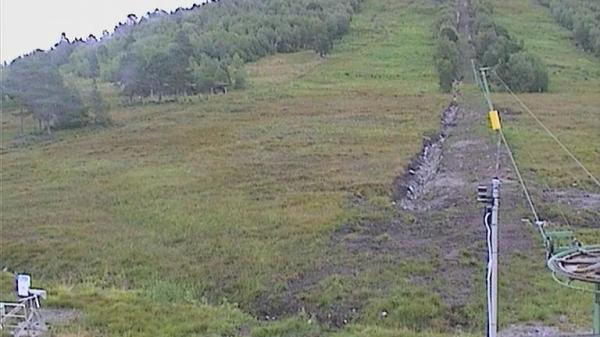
{"left": 475, "top": 62, "right": 540, "bottom": 222}
{"left": 498, "top": 128, "right": 541, "bottom": 222}
{"left": 492, "top": 71, "right": 600, "bottom": 189}
{"left": 518, "top": 136, "right": 573, "bottom": 228}
{"left": 494, "top": 132, "right": 502, "bottom": 174}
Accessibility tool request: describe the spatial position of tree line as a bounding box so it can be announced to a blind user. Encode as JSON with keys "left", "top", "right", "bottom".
{"left": 538, "top": 0, "right": 600, "bottom": 57}
{"left": 433, "top": 3, "right": 461, "bottom": 93}
{"left": 1, "top": 0, "right": 361, "bottom": 134}
{"left": 472, "top": 0, "right": 549, "bottom": 92}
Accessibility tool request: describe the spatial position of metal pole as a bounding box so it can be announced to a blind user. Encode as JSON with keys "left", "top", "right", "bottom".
{"left": 472, "top": 59, "right": 483, "bottom": 91}
{"left": 480, "top": 68, "right": 495, "bottom": 112}
{"left": 594, "top": 283, "right": 600, "bottom": 335}
{"left": 489, "top": 178, "right": 500, "bottom": 337}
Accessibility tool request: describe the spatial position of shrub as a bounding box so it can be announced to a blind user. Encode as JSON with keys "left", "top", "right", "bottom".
{"left": 434, "top": 38, "right": 460, "bottom": 92}
{"left": 433, "top": 4, "right": 461, "bottom": 93}
{"left": 498, "top": 52, "right": 549, "bottom": 92}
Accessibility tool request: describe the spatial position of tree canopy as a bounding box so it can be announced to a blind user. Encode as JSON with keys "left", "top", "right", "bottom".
{"left": 2, "top": 51, "right": 86, "bottom": 133}
{"left": 2, "top": 0, "right": 362, "bottom": 132}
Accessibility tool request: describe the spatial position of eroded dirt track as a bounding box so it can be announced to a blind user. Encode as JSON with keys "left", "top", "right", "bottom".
{"left": 254, "top": 96, "right": 536, "bottom": 327}
{"left": 389, "top": 97, "right": 534, "bottom": 303}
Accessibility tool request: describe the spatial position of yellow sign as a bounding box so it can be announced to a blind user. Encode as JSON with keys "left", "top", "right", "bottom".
{"left": 489, "top": 110, "right": 501, "bottom": 131}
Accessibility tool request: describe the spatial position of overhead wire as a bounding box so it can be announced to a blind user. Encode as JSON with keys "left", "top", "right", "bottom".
{"left": 498, "top": 128, "right": 541, "bottom": 222}
{"left": 472, "top": 61, "right": 504, "bottom": 178}
{"left": 474, "top": 63, "right": 542, "bottom": 224}
{"left": 482, "top": 69, "right": 600, "bottom": 259}
{"left": 474, "top": 64, "right": 600, "bottom": 335}
{"left": 492, "top": 71, "right": 600, "bottom": 190}
{"left": 519, "top": 135, "right": 572, "bottom": 228}
{"left": 470, "top": 65, "right": 501, "bottom": 334}
{"left": 473, "top": 65, "right": 539, "bottom": 221}
{"left": 494, "top": 132, "right": 502, "bottom": 175}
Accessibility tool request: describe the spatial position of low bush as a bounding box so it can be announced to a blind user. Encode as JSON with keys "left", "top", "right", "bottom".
{"left": 498, "top": 52, "right": 549, "bottom": 92}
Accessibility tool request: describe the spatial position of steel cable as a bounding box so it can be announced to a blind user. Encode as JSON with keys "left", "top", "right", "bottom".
{"left": 493, "top": 71, "right": 600, "bottom": 189}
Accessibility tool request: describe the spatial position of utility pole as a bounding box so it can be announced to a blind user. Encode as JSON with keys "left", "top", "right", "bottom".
{"left": 471, "top": 59, "right": 483, "bottom": 91}
{"left": 478, "top": 178, "right": 500, "bottom": 337}
{"left": 480, "top": 67, "right": 494, "bottom": 112}
{"left": 490, "top": 178, "right": 499, "bottom": 337}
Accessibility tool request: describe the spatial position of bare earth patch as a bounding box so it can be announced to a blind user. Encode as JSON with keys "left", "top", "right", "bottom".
{"left": 499, "top": 323, "right": 592, "bottom": 337}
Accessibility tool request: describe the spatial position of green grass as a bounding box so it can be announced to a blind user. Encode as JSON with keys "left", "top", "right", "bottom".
{"left": 0, "top": 272, "right": 14, "bottom": 302}
{"left": 0, "top": 0, "right": 455, "bottom": 335}
{"left": 1, "top": 0, "right": 598, "bottom": 335}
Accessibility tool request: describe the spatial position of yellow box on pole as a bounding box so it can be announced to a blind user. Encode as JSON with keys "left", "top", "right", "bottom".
{"left": 489, "top": 110, "right": 501, "bottom": 131}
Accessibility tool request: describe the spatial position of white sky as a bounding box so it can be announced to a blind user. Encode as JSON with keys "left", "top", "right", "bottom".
{"left": 1, "top": 0, "right": 202, "bottom": 63}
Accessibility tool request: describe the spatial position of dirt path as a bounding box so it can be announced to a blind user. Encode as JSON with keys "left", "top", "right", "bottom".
{"left": 253, "top": 0, "right": 542, "bottom": 330}
{"left": 253, "top": 93, "right": 536, "bottom": 327}
{"left": 391, "top": 96, "right": 534, "bottom": 304}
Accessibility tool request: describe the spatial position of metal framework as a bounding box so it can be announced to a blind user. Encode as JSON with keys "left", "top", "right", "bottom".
{"left": 0, "top": 293, "right": 46, "bottom": 336}
{"left": 548, "top": 246, "right": 600, "bottom": 284}
{"left": 548, "top": 246, "right": 600, "bottom": 334}
{"left": 474, "top": 62, "right": 600, "bottom": 335}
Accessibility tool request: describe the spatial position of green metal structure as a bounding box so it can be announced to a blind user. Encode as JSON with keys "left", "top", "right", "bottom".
{"left": 547, "top": 246, "right": 600, "bottom": 334}
{"left": 475, "top": 63, "right": 600, "bottom": 334}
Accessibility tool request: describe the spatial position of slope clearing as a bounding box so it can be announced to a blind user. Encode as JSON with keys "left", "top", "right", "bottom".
{"left": 1, "top": 0, "right": 455, "bottom": 335}
{"left": 1, "top": 0, "right": 598, "bottom": 336}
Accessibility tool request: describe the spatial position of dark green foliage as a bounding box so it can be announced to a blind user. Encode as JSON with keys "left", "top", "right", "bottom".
{"left": 539, "top": 0, "right": 600, "bottom": 57}
{"left": 90, "top": 79, "right": 111, "bottom": 126}
{"left": 5, "top": 0, "right": 361, "bottom": 111}
{"left": 230, "top": 53, "right": 247, "bottom": 89}
{"left": 498, "top": 52, "right": 549, "bottom": 92}
{"left": 3, "top": 52, "right": 86, "bottom": 133}
{"left": 473, "top": 10, "right": 523, "bottom": 67}
{"left": 473, "top": 0, "right": 549, "bottom": 92}
{"left": 434, "top": 37, "right": 460, "bottom": 92}
{"left": 432, "top": 4, "right": 461, "bottom": 93}
{"left": 189, "top": 55, "right": 229, "bottom": 93}
{"left": 66, "top": 46, "right": 100, "bottom": 78}
{"left": 118, "top": 51, "right": 146, "bottom": 100}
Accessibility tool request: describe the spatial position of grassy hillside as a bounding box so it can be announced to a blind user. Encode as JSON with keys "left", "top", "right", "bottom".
{"left": 1, "top": 0, "right": 598, "bottom": 336}
{"left": 1, "top": 0, "right": 454, "bottom": 335}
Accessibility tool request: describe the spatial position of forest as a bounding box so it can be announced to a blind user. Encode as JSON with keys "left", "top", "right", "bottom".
{"left": 0, "top": 0, "right": 361, "bottom": 133}
{"left": 538, "top": 0, "right": 600, "bottom": 57}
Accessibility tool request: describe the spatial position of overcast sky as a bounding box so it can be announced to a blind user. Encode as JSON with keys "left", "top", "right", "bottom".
{"left": 1, "top": 0, "right": 202, "bottom": 63}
